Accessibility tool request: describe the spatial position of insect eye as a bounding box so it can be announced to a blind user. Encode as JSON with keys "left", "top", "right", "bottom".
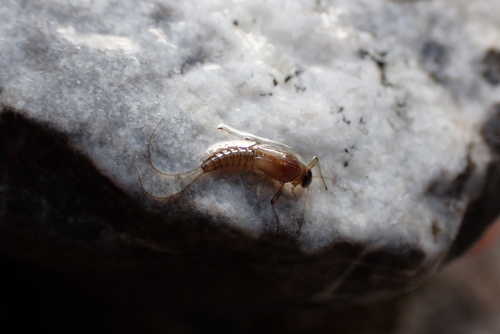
{"left": 301, "top": 169, "right": 313, "bottom": 188}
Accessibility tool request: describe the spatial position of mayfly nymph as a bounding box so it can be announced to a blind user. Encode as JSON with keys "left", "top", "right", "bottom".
{"left": 134, "top": 121, "right": 327, "bottom": 233}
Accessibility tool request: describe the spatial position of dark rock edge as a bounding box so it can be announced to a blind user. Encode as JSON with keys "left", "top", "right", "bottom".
{"left": 1, "top": 104, "right": 497, "bottom": 325}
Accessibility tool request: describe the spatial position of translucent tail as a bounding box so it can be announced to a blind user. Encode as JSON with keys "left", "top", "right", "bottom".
{"left": 133, "top": 117, "right": 205, "bottom": 200}
{"left": 133, "top": 160, "right": 205, "bottom": 200}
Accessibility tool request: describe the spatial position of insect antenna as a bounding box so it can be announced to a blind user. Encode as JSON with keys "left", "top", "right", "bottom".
{"left": 300, "top": 167, "right": 333, "bottom": 231}
{"left": 307, "top": 156, "right": 328, "bottom": 191}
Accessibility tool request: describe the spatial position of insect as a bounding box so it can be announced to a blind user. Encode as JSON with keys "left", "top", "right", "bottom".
{"left": 134, "top": 121, "right": 328, "bottom": 233}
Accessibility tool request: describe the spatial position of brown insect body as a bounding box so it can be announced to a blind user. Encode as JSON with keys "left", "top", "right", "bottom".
{"left": 201, "top": 141, "right": 255, "bottom": 172}
{"left": 134, "top": 122, "right": 327, "bottom": 233}
{"left": 253, "top": 145, "right": 305, "bottom": 186}
{"left": 202, "top": 142, "right": 306, "bottom": 187}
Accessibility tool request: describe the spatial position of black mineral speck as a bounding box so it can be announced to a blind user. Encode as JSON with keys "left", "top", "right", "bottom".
{"left": 421, "top": 40, "right": 448, "bottom": 83}
{"left": 482, "top": 49, "right": 500, "bottom": 85}
{"left": 482, "top": 104, "right": 500, "bottom": 153}
{"left": 358, "top": 48, "right": 391, "bottom": 87}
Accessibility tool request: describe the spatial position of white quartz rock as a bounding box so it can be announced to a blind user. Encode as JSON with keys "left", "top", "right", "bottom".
{"left": 1, "top": 0, "right": 499, "bottom": 301}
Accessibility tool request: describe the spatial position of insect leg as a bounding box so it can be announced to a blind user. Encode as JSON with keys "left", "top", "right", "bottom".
{"left": 307, "top": 156, "right": 328, "bottom": 191}
{"left": 271, "top": 182, "right": 285, "bottom": 234}
{"left": 299, "top": 187, "right": 313, "bottom": 231}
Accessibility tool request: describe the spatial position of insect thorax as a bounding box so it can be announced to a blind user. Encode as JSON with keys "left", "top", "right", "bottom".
{"left": 253, "top": 145, "right": 303, "bottom": 184}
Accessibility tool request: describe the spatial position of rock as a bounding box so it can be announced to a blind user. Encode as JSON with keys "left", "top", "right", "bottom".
{"left": 1, "top": 0, "right": 499, "bottom": 312}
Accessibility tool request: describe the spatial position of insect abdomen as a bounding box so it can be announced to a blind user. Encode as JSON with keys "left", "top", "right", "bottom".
{"left": 201, "top": 146, "right": 255, "bottom": 172}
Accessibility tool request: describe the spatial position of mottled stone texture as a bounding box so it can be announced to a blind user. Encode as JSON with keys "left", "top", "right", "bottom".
{"left": 0, "top": 108, "right": 426, "bottom": 306}
{"left": 1, "top": 0, "right": 500, "bottom": 332}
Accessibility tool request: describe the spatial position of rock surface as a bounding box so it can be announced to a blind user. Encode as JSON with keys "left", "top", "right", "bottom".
{"left": 1, "top": 0, "right": 500, "bottom": 310}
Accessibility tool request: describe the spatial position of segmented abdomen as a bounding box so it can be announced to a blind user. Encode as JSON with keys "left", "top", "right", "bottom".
{"left": 201, "top": 146, "right": 255, "bottom": 172}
